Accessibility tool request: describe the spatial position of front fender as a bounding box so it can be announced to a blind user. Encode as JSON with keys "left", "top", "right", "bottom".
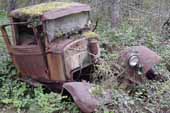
{"left": 63, "top": 82, "right": 99, "bottom": 113}
{"left": 119, "top": 46, "right": 161, "bottom": 73}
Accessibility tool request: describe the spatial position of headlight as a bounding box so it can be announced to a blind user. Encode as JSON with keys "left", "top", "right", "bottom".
{"left": 128, "top": 55, "right": 139, "bottom": 67}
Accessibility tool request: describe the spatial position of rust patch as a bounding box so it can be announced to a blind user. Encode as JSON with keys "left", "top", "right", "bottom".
{"left": 119, "top": 46, "right": 161, "bottom": 73}
{"left": 63, "top": 82, "right": 99, "bottom": 113}
{"left": 88, "top": 38, "right": 100, "bottom": 62}
{"left": 42, "top": 5, "right": 90, "bottom": 21}
{"left": 117, "top": 46, "right": 161, "bottom": 85}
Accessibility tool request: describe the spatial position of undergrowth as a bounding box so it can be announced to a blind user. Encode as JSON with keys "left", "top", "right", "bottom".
{"left": 0, "top": 53, "right": 80, "bottom": 113}
{"left": 93, "top": 21, "right": 170, "bottom": 113}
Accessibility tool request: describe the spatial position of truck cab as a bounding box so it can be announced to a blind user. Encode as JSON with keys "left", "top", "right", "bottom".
{"left": 1, "top": 2, "right": 100, "bottom": 83}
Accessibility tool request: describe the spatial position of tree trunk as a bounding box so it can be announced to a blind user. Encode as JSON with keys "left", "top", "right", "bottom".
{"left": 7, "top": 0, "right": 16, "bottom": 13}
{"left": 111, "top": 0, "right": 121, "bottom": 28}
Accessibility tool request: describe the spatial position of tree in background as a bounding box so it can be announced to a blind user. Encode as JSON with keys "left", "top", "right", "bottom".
{"left": 1, "top": 0, "right": 169, "bottom": 33}
{"left": 7, "top": 0, "right": 16, "bottom": 12}
{"left": 111, "top": 0, "right": 121, "bottom": 28}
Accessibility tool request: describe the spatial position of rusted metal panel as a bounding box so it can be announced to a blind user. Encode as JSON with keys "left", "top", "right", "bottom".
{"left": 63, "top": 38, "right": 92, "bottom": 79}
{"left": 11, "top": 46, "right": 49, "bottom": 80}
{"left": 46, "top": 39, "right": 76, "bottom": 81}
{"left": 9, "top": 2, "right": 90, "bottom": 19}
{"left": 47, "top": 39, "right": 74, "bottom": 53}
{"left": 0, "top": 25, "right": 12, "bottom": 52}
{"left": 42, "top": 5, "right": 90, "bottom": 21}
{"left": 134, "top": 46, "right": 161, "bottom": 73}
{"left": 10, "top": 17, "right": 18, "bottom": 45}
{"left": 47, "top": 38, "right": 93, "bottom": 80}
{"left": 11, "top": 45, "right": 42, "bottom": 55}
{"left": 118, "top": 46, "right": 161, "bottom": 84}
{"left": 120, "top": 46, "right": 161, "bottom": 73}
{"left": 88, "top": 38, "right": 100, "bottom": 62}
{"left": 63, "top": 82, "right": 99, "bottom": 113}
{"left": 47, "top": 53, "right": 66, "bottom": 81}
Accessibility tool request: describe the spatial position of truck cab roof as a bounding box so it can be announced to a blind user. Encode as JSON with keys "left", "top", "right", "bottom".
{"left": 10, "top": 2, "right": 90, "bottom": 20}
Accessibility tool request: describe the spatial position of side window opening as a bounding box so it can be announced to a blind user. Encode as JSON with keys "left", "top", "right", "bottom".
{"left": 17, "top": 24, "right": 36, "bottom": 45}
{"left": 13, "top": 18, "right": 43, "bottom": 46}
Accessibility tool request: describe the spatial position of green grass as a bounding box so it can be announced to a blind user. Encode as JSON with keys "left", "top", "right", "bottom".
{"left": 0, "top": 11, "right": 9, "bottom": 50}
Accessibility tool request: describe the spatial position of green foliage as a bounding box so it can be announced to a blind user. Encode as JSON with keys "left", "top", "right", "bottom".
{"left": 94, "top": 21, "right": 170, "bottom": 112}
{"left": 0, "top": 57, "right": 79, "bottom": 113}
{"left": 97, "top": 21, "right": 160, "bottom": 48}
{"left": 16, "top": 2, "right": 81, "bottom": 17}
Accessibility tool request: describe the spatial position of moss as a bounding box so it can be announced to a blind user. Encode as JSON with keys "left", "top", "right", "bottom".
{"left": 157, "top": 81, "right": 170, "bottom": 96}
{"left": 12, "top": 2, "right": 80, "bottom": 17}
{"left": 83, "top": 31, "right": 98, "bottom": 38}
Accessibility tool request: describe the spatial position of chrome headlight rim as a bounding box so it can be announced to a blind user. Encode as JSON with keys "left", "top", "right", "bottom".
{"left": 128, "top": 55, "right": 139, "bottom": 67}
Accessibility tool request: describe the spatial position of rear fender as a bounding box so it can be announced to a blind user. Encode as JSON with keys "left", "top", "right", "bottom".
{"left": 63, "top": 82, "right": 99, "bottom": 113}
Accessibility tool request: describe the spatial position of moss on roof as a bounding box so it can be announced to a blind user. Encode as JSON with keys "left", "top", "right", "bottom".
{"left": 83, "top": 31, "right": 99, "bottom": 38}
{"left": 11, "top": 2, "right": 81, "bottom": 17}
